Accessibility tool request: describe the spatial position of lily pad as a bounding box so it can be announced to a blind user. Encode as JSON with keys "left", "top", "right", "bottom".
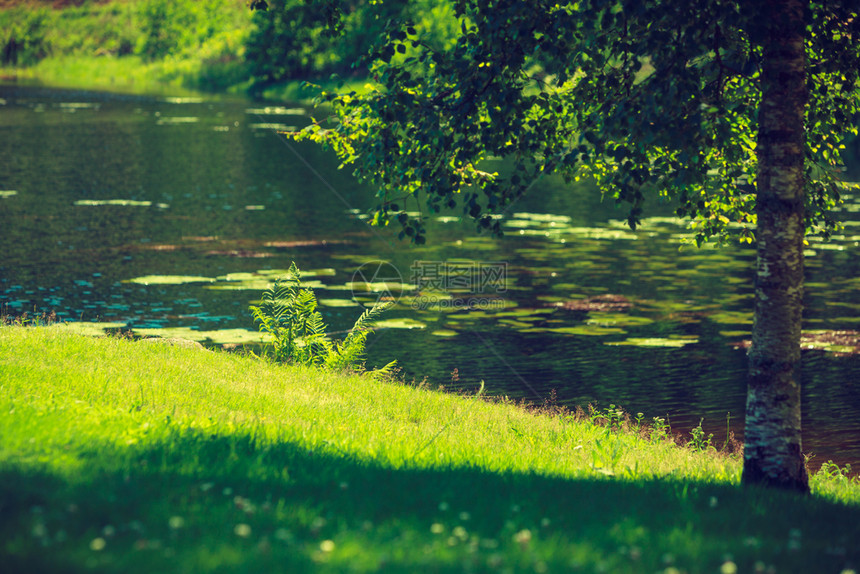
{"left": 373, "top": 318, "right": 427, "bottom": 330}
{"left": 206, "top": 279, "right": 325, "bottom": 291}
{"left": 156, "top": 117, "right": 199, "bottom": 125}
{"left": 586, "top": 313, "right": 654, "bottom": 327}
{"left": 511, "top": 212, "right": 573, "bottom": 223}
{"left": 556, "top": 294, "right": 635, "bottom": 312}
{"left": 75, "top": 199, "right": 167, "bottom": 208}
{"left": 125, "top": 275, "right": 216, "bottom": 285}
{"left": 605, "top": 336, "right": 699, "bottom": 348}
{"left": 318, "top": 298, "right": 360, "bottom": 307}
{"left": 346, "top": 281, "right": 416, "bottom": 293}
{"left": 499, "top": 319, "right": 534, "bottom": 329}
{"left": 431, "top": 329, "right": 459, "bottom": 337}
{"left": 58, "top": 102, "right": 100, "bottom": 110}
{"left": 707, "top": 311, "right": 753, "bottom": 325}
{"left": 522, "top": 325, "right": 626, "bottom": 336}
{"left": 256, "top": 268, "right": 337, "bottom": 278}
{"left": 800, "top": 330, "right": 860, "bottom": 354}
{"left": 248, "top": 123, "right": 298, "bottom": 131}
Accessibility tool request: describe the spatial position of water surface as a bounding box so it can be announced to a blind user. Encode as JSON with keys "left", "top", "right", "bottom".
{"left": 2, "top": 83, "right": 859, "bottom": 471}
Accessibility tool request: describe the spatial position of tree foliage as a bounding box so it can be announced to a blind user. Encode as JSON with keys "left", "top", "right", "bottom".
{"left": 293, "top": 0, "right": 860, "bottom": 246}
{"left": 281, "top": 0, "right": 860, "bottom": 492}
{"left": 245, "top": 0, "right": 458, "bottom": 87}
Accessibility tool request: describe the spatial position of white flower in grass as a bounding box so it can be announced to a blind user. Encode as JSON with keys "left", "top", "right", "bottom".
{"left": 168, "top": 516, "right": 184, "bottom": 530}
{"left": 720, "top": 561, "right": 738, "bottom": 574}
{"left": 90, "top": 537, "right": 106, "bottom": 551}
{"left": 320, "top": 540, "right": 335, "bottom": 552}
{"left": 234, "top": 524, "right": 252, "bottom": 538}
{"left": 430, "top": 523, "right": 444, "bottom": 534}
{"left": 513, "top": 529, "right": 532, "bottom": 548}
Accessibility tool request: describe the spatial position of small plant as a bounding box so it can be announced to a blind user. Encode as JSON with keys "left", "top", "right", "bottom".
{"left": 590, "top": 404, "right": 626, "bottom": 434}
{"left": 250, "top": 262, "right": 396, "bottom": 376}
{"left": 688, "top": 418, "right": 715, "bottom": 453}
{"left": 650, "top": 416, "right": 670, "bottom": 443}
{"left": 816, "top": 461, "right": 854, "bottom": 482}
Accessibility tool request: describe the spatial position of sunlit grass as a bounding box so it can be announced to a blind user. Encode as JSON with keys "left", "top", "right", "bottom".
{"left": 1, "top": 325, "right": 858, "bottom": 573}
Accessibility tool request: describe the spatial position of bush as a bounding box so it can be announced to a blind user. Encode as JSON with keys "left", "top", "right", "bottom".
{"left": 1, "top": 8, "right": 51, "bottom": 66}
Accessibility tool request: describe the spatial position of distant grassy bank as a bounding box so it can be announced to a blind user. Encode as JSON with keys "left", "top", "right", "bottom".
{"left": 1, "top": 325, "right": 859, "bottom": 573}
{"left": 1, "top": 0, "right": 255, "bottom": 95}
{"left": 0, "top": 0, "right": 455, "bottom": 100}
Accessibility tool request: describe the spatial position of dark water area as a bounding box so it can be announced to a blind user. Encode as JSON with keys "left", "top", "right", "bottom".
{"left": 2, "top": 83, "right": 859, "bottom": 473}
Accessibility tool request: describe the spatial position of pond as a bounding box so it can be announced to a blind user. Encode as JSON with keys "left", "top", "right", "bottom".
{"left": 2, "top": 83, "right": 859, "bottom": 471}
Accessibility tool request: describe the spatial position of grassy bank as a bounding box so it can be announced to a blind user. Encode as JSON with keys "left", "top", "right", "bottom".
{"left": 1, "top": 325, "right": 859, "bottom": 573}
{"left": 0, "top": 0, "right": 255, "bottom": 95}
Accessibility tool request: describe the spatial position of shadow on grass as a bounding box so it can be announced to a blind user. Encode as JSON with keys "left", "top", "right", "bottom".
{"left": 1, "top": 430, "right": 858, "bottom": 573}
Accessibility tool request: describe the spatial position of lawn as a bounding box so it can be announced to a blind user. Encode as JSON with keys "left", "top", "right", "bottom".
{"left": 1, "top": 324, "right": 858, "bottom": 573}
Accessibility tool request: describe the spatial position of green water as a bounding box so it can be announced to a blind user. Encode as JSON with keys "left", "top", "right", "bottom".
{"left": 2, "top": 83, "right": 859, "bottom": 470}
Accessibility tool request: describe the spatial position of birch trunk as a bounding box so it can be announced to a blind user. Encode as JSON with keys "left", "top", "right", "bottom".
{"left": 742, "top": 0, "right": 810, "bottom": 493}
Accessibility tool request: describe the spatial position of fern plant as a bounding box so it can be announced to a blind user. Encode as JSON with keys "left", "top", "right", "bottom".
{"left": 250, "top": 262, "right": 396, "bottom": 376}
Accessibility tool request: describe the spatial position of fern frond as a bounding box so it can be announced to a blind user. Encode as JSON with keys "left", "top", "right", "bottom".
{"left": 248, "top": 261, "right": 394, "bottom": 372}
{"left": 364, "top": 360, "right": 398, "bottom": 381}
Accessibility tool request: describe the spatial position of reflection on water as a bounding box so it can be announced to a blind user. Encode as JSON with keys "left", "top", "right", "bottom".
{"left": 2, "top": 83, "right": 859, "bottom": 471}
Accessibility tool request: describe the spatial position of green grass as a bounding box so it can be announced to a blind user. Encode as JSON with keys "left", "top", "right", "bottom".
{"left": 1, "top": 325, "right": 859, "bottom": 573}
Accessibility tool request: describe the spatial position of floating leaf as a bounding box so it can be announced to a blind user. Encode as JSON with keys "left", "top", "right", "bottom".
{"left": 522, "top": 325, "right": 626, "bottom": 336}
{"left": 59, "top": 102, "right": 100, "bottom": 110}
{"left": 125, "top": 275, "right": 215, "bottom": 285}
{"left": 707, "top": 311, "right": 753, "bottom": 325}
{"left": 605, "top": 336, "right": 699, "bottom": 348}
{"left": 373, "top": 318, "right": 426, "bottom": 330}
{"left": 156, "top": 117, "right": 199, "bottom": 125}
{"left": 431, "top": 329, "right": 459, "bottom": 337}
{"left": 75, "top": 199, "right": 167, "bottom": 208}
{"left": 318, "top": 298, "right": 360, "bottom": 307}
{"left": 256, "top": 268, "right": 336, "bottom": 278}
{"left": 248, "top": 123, "right": 299, "bottom": 131}
{"left": 586, "top": 313, "right": 654, "bottom": 327}
{"left": 511, "top": 212, "right": 573, "bottom": 223}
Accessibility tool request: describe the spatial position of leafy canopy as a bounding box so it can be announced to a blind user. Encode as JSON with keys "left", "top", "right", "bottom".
{"left": 291, "top": 0, "right": 860, "bottom": 246}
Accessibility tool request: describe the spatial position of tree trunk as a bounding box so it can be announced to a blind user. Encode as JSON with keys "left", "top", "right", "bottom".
{"left": 742, "top": 0, "right": 810, "bottom": 493}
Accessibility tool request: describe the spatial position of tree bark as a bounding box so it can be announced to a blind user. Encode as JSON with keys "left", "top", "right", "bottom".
{"left": 743, "top": 0, "right": 810, "bottom": 493}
